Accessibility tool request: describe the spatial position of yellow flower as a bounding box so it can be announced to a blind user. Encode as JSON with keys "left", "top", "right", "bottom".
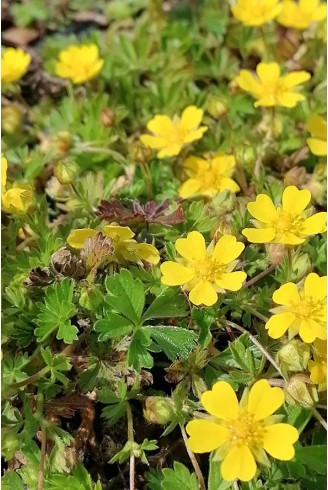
{"left": 186, "top": 379, "right": 299, "bottom": 482}
{"left": 242, "top": 186, "right": 327, "bottom": 245}
{"left": 140, "top": 106, "right": 208, "bottom": 158}
{"left": 306, "top": 115, "right": 327, "bottom": 156}
{"left": 1, "top": 157, "right": 35, "bottom": 214}
{"left": 308, "top": 339, "right": 327, "bottom": 391}
{"left": 67, "top": 225, "right": 160, "bottom": 264}
{"left": 55, "top": 44, "right": 104, "bottom": 84}
{"left": 265, "top": 273, "right": 327, "bottom": 343}
{"left": 1, "top": 48, "right": 31, "bottom": 84}
{"left": 179, "top": 153, "right": 240, "bottom": 199}
{"left": 231, "top": 0, "right": 282, "bottom": 26}
{"left": 278, "top": 0, "right": 326, "bottom": 30}
{"left": 160, "top": 231, "right": 246, "bottom": 307}
{"left": 235, "top": 62, "right": 311, "bottom": 108}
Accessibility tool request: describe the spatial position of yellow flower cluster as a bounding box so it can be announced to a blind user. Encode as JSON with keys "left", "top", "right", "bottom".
{"left": 186, "top": 379, "right": 299, "bottom": 481}
{"left": 1, "top": 157, "right": 35, "bottom": 214}
{"left": 1, "top": 48, "right": 31, "bottom": 84}
{"left": 67, "top": 225, "right": 160, "bottom": 265}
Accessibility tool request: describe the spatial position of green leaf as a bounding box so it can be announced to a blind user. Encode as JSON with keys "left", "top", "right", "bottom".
{"left": 41, "top": 348, "right": 72, "bottom": 386}
{"left": 105, "top": 269, "right": 145, "bottom": 326}
{"left": 191, "top": 308, "right": 214, "bottom": 347}
{"left": 142, "top": 288, "right": 187, "bottom": 322}
{"left": 94, "top": 311, "right": 133, "bottom": 341}
{"left": 98, "top": 381, "right": 127, "bottom": 425}
{"left": 35, "top": 278, "right": 77, "bottom": 343}
{"left": 294, "top": 445, "right": 327, "bottom": 474}
{"left": 1, "top": 471, "right": 24, "bottom": 490}
{"left": 150, "top": 326, "right": 197, "bottom": 361}
{"left": 128, "top": 328, "right": 153, "bottom": 371}
{"left": 161, "top": 462, "right": 198, "bottom": 490}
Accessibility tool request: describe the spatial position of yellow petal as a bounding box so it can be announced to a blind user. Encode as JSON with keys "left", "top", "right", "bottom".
{"left": 313, "top": 3, "right": 327, "bottom": 22}
{"left": 201, "top": 381, "right": 239, "bottom": 420}
{"left": 183, "top": 126, "right": 208, "bottom": 143}
{"left": 157, "top": 143, "right": 183, "bottom": 158}
{"left": 283, "top": 71, "right": 311, "bottom": 88}
{"left": 219, "top": 177, "right": 240, "bottom": 193}
{"left": 180, "top": 105, "right": 204, "bottom": 131}
{"left": 276, "top": 231, "right": 306, "bottom": 245}
{"left": 184, "top": 155, "right": 207, "bottom": 174}
{"left": 175, "top": 231, "right": 206, "bottom": 262}
{"left": 186, "top": 419, "right": 228, "bottom": 453}
{"left": 2, "top": 157, "right": 7, "bottom": 188}
{"left": 304, "top": 273, "right": 327, "bottom": 301}
{"left": 265, "top": 312, "right": 296, "bottom": 339}
{"left": 299, "top": 318, "right": 327, "bottom": 343}
{"left": 247, "top": 379, "right": 284, "bottom": 420}
{"left": 276, "top": 92, "right": 305, "bottom": 108}
{"left": 179, "top": 179, "right": 201, "bottom": 198}
{"left": 216, "top": 271, "right": 246, "bottom": 291}
{"left": 247, "top": 194, "right": 278, "bottom": 223}
{"left": 242, "top": 227, "right": 276, "bottom": 243}
{"left": 307, "top": 137, "right": 327, "bottom": 156}
{"left": 128, "top": 243, "right": 160, "bottom": 264}
{"left": 147, "top": 115, "right": 175, "bottom": 136}
{"left": 67, "top": 228, "right": 97, "bottom": 249}
{"left": 140, "top": 134, "right": 167, "bottom": 149}
{"left": 272, "top": 283, "right": 300, "bottom": 305}
{"left": 103, "top": 225, "right": 135, "bottom": 241}
{"left": 262, "top": 424, "right": 299, "bottom": 460}
{"left": 189, "top": 280, "right": 218, "bottom": 306}
{"left": 282, "top": 186, "right": 311, "bottom": 216}
{"left": 160, "top": 262, "right": 195, "bottom": 286}
{"left": 221, "top": 445, "right": 257, "bottom": 482}
{"left": 213, "top": 235, "right": 245, "bottom": 264}
{"left": 256, "top": 62, "right": 280, "bottom": 83}
{"left": 235, "top": 70, "right": 262, "bottom": 95}
{"left": 309, "top": 360, "right": 327, "bottom": 385}
{"left": 306, "top": 115, "right": 327, "bottom": 140}
{"left": 299, "top": 212, "right": 327, "bottom": 235}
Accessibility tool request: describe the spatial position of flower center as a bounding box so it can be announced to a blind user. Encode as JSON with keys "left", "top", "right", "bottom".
{"left": 225, "top": 412, "right": 264, "bottom": 448}
{"left": 272, "top": 209, "right": 302, "bottom": 235}
{"left": 193, "top": 257, "right": 223, "bottom": 281}
{"left": 291, "top": 297, "right": 324, "bottom": 319}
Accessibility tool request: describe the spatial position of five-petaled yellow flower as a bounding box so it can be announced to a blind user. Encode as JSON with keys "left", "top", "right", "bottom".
{"left": 179, "top": 153, "right": 240, "bottom": 199}
{"left": 306, "top": 115, "right": 327, "bottom": 156}
{"left": 55, "top": 44, "right": 104, "bottom": 84}
{"left": 1, "top": 157, "right": 35, "bottom": 214}
{"left": 231, "top": 0, "right": 282, "bottom": 26}
{"left": 186, "top": 380, "right": 299, "bottom": 482}
{"left": 140, "top": 106, "right": 208, "bottom": 159}
{"left": 160, "top": 231, "right": 246, "bottom": 307}
{"left": 235, "top": 62, "right": 311, "bottom": 108}
{"left": 1, "top": 48, "right": 31, "bottom": 84}
{"left": 265, "top": 273, "right": 327, "bottom": 343}
{"left": 67, "top": 225, "right": 160, "bottom": 264}
{"left": 242, "top": 186, "right": 327, "bottom": 245}
{"left": 278, "top": 0, "right": 326, "bottom": 30}
{"left": 308, "top": 339, "right": 327, "bottom": 391}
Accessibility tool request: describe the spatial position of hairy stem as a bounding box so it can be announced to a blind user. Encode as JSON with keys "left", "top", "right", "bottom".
{"left": 226, "top": 320, "right": 286, "bottom": 381}
{"left": 37, "top": 424, "right": 47, "bottom": 490}
{"left": 312, "top": 407, "right": 327, "bottom": 431}
{"left": 180, "top": 423, "right": 206, "bottom": 490}
{"left": 127, "top": 403, "right": 135, "bottom": 490}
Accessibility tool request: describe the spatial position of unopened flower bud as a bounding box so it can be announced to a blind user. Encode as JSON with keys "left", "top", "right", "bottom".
{"left": 266, "top": 244, "right": 287, "bottom": 266}
{"left": 277, "top": 340, "right": 311, "bottom": 374}
{"left": 284, "top": 167, "right": 307, "bottom": 188}
{"left": 291, "top": 253, "right": 311, "bottom": 282}
{"left": 143, "top": 396, "right": 175, "bottom": 425}
{"left": 207, "top": 95, "right": 228, "bottom": 119}
{"left": 234, "top": 145, "right": 257, "bottom": 171}
{"left": 79, "top": 285, "right": 103, "bottom": 310}
{"left": 51, "top": 246, "right": 85, "bottom": 279}
{"left": 2, "top": 105, "right": 23, "bottom": 134}
{"left": 54, "top": 160, "right": 79, "bottom": 185}
{"left": 53, "top": 131, "right": 72, "bottom": 155}
{"left": 100, "top": 108, "right": 116, "bottom": 127}
{"left": 129, "top": 141, "right": 152, "bottom": 165}
{"left": 285, "top": 374, "right": 317, "bottom": 408}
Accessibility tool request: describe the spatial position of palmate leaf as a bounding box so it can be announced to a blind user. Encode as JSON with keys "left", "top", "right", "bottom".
{"left": 35, "top": 278, "right": 77, "bottom": 344}
{"left": 128, "top": 328, "right": 153, "bottom": 371}
{"left": 150, "top": 326, "right": 197, "bottom": 361}
{"left": 142, "top": 287, "right": 187, "bottom": 322}
{"left": 105, "top": 269, "right": 145, "bottom": 326}
{"left": 161, "top": 462, "right": 198, "bottom": 490}
{"left": 94, "top": 311, "right": 133, "bottom": 341}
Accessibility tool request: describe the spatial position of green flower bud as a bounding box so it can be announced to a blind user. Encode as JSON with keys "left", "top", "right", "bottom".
{"left": 234, "top": 144, "right": 257, "bottom": 171}
{"left": 1, "top": 428, "right": 20, "bottom": 461}
{"left": 129, "top": 141, "right": 152, "bottom": 165}
{"left": 207, "top": 95, "right": 228, "bottom": 119}
{"left": 277, "top": 339, "right": 311, "bottom": 374}
{"left": 144, "top": 396, "right": 175, "bottom": 425}
{"left": 290, "top": 253, "right": 311, "bottom": 282}
{"left": 79, "top": 285, "right": 103, "bottom": 310}
{"left": 54, "top": 160, "right": 79, "bottom": 185}
{"left": 2, "top": 105, "right": 23, "bottom": 134}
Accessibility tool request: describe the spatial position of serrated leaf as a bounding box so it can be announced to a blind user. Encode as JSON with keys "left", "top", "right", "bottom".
{"left": 150, "top": 326, "right": 197, "bottom": 361}
{"left": 128, "top": 327, "right": 153, "bottom": 371}
{"left": 294, "top": 445, "right": 327, "bottom": 474}
{"left": 161, "top": 462, "right": 198, "bottom": 490}
{"left": 94, "top": 311, "right": 133, "bottom": 341}
{"left": 105, "top": 269, "right": 145, "bottom": 326}
{"left": 35, "top": 278, "right": 77, "bottom": 343}
{"left": 142, "top": 288, "right": 187, "bottom": 322}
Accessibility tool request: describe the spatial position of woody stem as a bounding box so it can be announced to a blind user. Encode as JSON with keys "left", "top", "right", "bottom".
{"left": 244, "top": 263, "right": 276, "bottom": 288}
{"left": 127, "top": 403, "right": 135, "bottom": 490}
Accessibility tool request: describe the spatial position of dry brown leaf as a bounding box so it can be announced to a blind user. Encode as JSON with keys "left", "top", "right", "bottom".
{"left": 2, "top": 27, "right": 39, "bottom": 46}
